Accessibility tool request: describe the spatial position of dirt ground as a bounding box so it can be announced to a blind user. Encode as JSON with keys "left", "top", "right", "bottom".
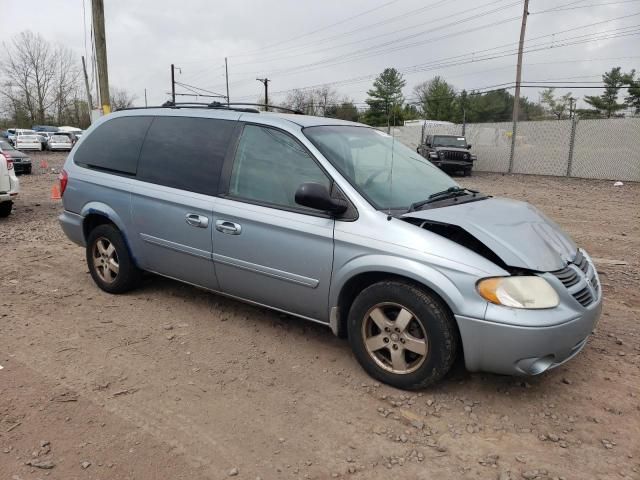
{"left": 1, "top": 151, "right": 638, "bottom": 480}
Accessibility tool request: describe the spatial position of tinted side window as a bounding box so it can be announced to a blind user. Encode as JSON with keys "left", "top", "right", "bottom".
{"left": 75, "top": 116, "right": 152, "bottom": 174}
{"left": 228, "top": 125, "right": 330, "bottom": 209}
{"left": 137, "top": 116, "right": 234, "bottom": 195}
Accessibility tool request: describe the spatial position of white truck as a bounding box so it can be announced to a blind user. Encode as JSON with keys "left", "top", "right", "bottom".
{"left": 0, "top": 151, "right": 20, "bottom": 217}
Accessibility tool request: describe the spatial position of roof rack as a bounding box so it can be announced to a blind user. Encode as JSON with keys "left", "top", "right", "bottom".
{"left": 121, "top": 102, "right": 303, "bottom": 115}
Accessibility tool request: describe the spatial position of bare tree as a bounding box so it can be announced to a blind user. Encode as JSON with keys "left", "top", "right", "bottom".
{"left": 110, "top": 87, "right": 137, "bottom": 111}
{"left": 1, "top": 31, "right": 58, "bottom": 124}
{"left": 1, "top": 31, "right": 84, "bottom": 126}
{"left": 282, "top": 87, "right": 339, "bottom": 116}
{"left": 52, "top": 46, "right": 81, "bottom": 124}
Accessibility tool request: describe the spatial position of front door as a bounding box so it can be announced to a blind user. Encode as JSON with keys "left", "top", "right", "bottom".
{"left": 213, "top": 124, "right": 334, "bottom": 321}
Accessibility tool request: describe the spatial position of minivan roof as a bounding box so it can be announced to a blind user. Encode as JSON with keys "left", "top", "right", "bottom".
{"left": 106, "top": 108, "right": 365, "bottom": 129}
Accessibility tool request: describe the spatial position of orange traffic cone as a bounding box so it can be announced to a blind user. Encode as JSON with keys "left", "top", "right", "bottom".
{"left": 40, "top": 159, "right": 49, "bottom": 169}
{"left": 51, "top": 184, "right": 61, "bottom": 200}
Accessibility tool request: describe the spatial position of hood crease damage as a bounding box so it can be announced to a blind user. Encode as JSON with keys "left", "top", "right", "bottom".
{"left": 402, "top": 197, "right": 576, "bottom": 272}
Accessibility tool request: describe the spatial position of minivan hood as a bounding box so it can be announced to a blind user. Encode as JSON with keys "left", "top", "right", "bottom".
{"left": 402, "top": 197, "right": 576, "bottom": 272}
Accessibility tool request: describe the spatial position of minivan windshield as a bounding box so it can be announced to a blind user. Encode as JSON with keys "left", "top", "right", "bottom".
{"left": 304, "top": 126, "right": 457, "bottom": 210}
{"left": 432, "top": 135, "right": 467, "bottom": 148}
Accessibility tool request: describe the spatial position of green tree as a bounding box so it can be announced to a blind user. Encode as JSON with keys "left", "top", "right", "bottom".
{"left": 403, "top": 103, "right": 420, "bottom": 121}
{"left": 325, "top": 100, "right": 359, "bottom": 122}
{"left": 625, "top": 69, "right": 640, "bottom": 114}
{"left": 413, "top": 76, "right": 457, "bottom": 121}
{"left": 465, "top": 89, "right": 513, "bottom": 123}
{"left": 584, "top": 67, "right": 627, "bottom": 118}
{"left": 363, "top": 68, "right": 406, "bottom": 127}
{"left": 540, "top": 88, "right": 573, "bottom": 119}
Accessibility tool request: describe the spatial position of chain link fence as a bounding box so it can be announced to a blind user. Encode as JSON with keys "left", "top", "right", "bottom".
{"left": 388, "top": 117, "right": 640, "bottom": 181}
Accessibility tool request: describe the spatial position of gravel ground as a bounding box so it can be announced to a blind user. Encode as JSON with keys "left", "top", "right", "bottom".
{"left": 1, "top": 152, "right": 639, "bottom": 480}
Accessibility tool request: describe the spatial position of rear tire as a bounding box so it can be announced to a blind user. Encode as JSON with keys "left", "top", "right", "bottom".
{"left": 347, "top": 280, "right": 458, "bottom": 390}
{"left": 86, "top": 224, "right": 141, "bottom": 293}
{"left": 0, "top": 201, "right": 12, "bottom": 218}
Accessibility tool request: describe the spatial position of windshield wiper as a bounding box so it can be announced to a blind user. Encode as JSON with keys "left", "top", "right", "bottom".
{"left": 407, "top": 187, "right": 480, "bottom": 212}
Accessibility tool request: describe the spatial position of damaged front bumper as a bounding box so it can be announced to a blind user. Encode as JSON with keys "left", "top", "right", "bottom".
{"left": 456, "top": 252, "right": 603, "bottom": 376}
{"left": 456, "top": 299, "right": 601, "bottom": 375}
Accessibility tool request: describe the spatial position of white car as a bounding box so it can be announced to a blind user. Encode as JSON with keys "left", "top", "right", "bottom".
{"left": 15, "top": 134, "right": 42, "bottom": 151}
{"left": 48, "top": 134, "right": 73, "bottom": 151}
{"left": 0, "top": 151, "right": 19, "bottom": 217}
{"left": 7, "top": 128, "right": 35, "bottom": 145}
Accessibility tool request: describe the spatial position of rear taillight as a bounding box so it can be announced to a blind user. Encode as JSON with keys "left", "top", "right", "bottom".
{"left": 1, "top": 153, "right": 12, "bottom": 170}
{"left": 59, "top": 169, "right": 68, "bottom": 196}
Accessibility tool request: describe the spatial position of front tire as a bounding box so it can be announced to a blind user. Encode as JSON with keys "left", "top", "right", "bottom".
{"left": 348, "top": 281, "right": 458, "bottom": 390}
{"left": 86, "top": 224, "right": 141, "bottom": 293}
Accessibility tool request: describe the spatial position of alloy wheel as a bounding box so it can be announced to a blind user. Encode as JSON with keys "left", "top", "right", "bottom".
{"left": 361, "top": 302, "right": 429, "bottom": 374}
{"left": 92, "top": 237, "right": 119, "bottom": 284}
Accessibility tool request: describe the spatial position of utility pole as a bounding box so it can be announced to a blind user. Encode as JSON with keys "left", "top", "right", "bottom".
{"left": 81, "top": 56, "right": 94, "bottom": 115}
{"left": 171, "top": 64, "right": 176, "bottom": 104}
{"left": 569, "top": 97, "right": 576, "bottom": 119}
{"left": 225, "top": 57, "right": 230, "bottom": 106}
{"left": 144, "top": 88, "right": 148, "bottom": 107}
{"left": 92, "top": 0, "right": 111, "bottom": 114}
{"left": 256, "top": 78, "right": 270, "bottom": 111}
{"left": 508, "top": 0, "right": 529, "bottom": 173}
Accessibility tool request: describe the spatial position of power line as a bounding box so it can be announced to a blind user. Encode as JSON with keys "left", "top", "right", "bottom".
{"left": 231, "top": 0, "right": 403, "bottom": 57}
{"left": 254, "top": 1, "right": 524, "bottom": 79}
{"left": 174, "top": 81, "right": 227, "bottom": 97}
{"left": 231, "top": 0, "right": 512, "bottom": 66}
{"left": 232, "top": 27, "right": 639, "bottom": 101}
{"left": 213, "top": 11, "right": 524, "bottom": 91}
{"left": 532, "top": 0, "right": 640, "bottom": 13}
{"left": 223, "top": 11, "right": 640, "bottom": 91}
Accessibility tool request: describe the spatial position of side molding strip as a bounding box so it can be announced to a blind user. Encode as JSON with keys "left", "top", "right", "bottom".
{"left": 212, "top": 252, "right": 319, "bottom": 288}
{"left": 140, "top": 233, "right": 211, "bottom": 260}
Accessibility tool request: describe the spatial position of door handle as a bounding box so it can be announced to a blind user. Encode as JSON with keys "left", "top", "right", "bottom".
{"left": 215, "top": 220, "right": 242, "bottom": 235}
{"left": 185, "top": 213, "right": 209, "bottom": 228}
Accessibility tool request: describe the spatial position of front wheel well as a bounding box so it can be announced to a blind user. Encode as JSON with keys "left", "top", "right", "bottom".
{"left": 335, "top": 272, "right": 457, "bottom": 339}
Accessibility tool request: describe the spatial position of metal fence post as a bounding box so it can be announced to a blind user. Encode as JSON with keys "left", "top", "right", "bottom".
{"left": 566, "top": 117, "right": 578, "bottom": 177}
{"left": 508, "top": 119, "right": 517, "bottom": 173}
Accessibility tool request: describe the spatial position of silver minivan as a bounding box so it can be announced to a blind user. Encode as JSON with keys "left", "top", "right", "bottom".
{"left": 59, "top": 106, "right": 602, "bottom": 390}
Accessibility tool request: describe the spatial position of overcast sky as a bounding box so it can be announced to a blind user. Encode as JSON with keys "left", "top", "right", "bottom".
{"left": 3, "top": 0, "right": 639, "bottom": 109}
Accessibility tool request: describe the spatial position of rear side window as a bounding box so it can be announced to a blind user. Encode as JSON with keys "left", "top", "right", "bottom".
{"left": 137, "top": 116, "right": 234, "bottom": 195}
{"left": 75, "top": 116, "right": 152, "bottom": 174}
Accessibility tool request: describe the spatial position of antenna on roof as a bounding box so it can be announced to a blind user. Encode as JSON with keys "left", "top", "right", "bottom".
{"left": 387, "top": 103, "right": 396, "bottom": 221}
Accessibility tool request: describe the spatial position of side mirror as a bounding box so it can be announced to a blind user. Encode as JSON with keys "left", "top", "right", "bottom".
{"left": 467, "top": 144, "right": 472, "bottom": 149}
{"left": 295, "top": 182, "right": 348, "bottom": 215}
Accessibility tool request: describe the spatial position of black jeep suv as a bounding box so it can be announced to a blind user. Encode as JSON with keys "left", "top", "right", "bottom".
{"left": 417, "top": 134, "right": 476, "bottom": 176}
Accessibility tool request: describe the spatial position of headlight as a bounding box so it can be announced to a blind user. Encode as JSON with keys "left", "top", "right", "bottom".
{"left": 429, "top": 152, "right": 438, "bottom": 158}
{"left": 476, "top": 276, "right": 559, "bottom": 309}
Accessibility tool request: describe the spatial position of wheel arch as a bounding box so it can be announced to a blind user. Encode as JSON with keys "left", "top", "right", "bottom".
{"left": 330, "top": 256, "right": 465, "bottom": 338}
{"left": 81, "top": 203, "right": 137, "bottom": 267}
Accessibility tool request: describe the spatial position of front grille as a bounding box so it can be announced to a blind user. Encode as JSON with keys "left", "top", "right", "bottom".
{"left": 573, "top": 249, "right": 589, "bottom": 274}
{"left": 550, "top": 249, "right": 598, "bottom": 307}
{"left": 552, "top": 266, "right": 579, "bottom": 288}
{"left": 442, "top": 150, "right": 468, "bottom": 161}
{"left": 573, "top": 286, "right": 594, "bottom": 307}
